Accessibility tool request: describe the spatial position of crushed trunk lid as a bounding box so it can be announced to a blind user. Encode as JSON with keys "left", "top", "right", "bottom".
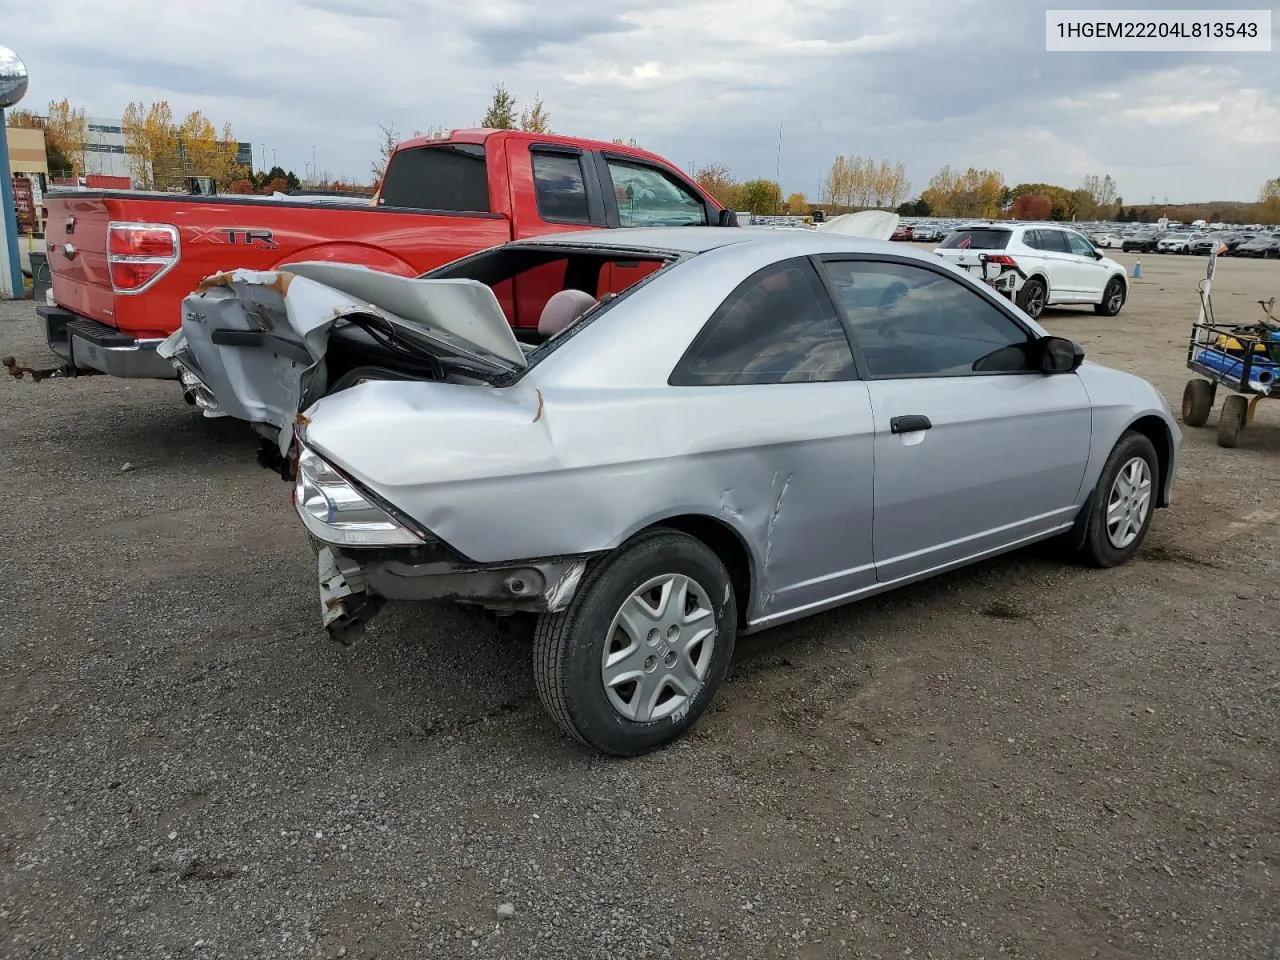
{"left": 157, "top": 262, "right": 526, "bottom": 453}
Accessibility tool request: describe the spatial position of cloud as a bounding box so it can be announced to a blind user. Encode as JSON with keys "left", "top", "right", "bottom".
{"left": 6, "top": 0, "right": 1276, "bottom": 200}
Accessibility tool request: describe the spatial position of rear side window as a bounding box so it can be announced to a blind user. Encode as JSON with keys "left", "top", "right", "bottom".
{"left": 531, "top": 152, "right": 591, "bottom": 224}
{"left": 670, "top": 258, "right": 856, "bottom": 386}
{"left": 1038, "top": 230, "right": 1071, "bottom": 253}
{"left": 378, "top": 144, "right": 490, "bottom": 212}
{"left": 939, "top": 228, "right": 1011, "bottom": 250}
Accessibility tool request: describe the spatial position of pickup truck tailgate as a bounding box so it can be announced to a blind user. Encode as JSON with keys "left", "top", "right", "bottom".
{"left": 45, "top": 196, "right": 115, "bottom": 326}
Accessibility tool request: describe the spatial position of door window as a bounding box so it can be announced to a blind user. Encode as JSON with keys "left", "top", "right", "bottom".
{"left": 605, "top": 159, "right": 707, "bottom": 227}
{"left": 822, "top": 259, "right": 1035, "bottom": 378}
{"left": 531, "top": 152, "right": 591, "bottom": 224}
{"left": 671, "top": 258, "right": 856, "bottom": 385}
{"left": 1065, "top": 232, "right": 1096, "bottom": 258}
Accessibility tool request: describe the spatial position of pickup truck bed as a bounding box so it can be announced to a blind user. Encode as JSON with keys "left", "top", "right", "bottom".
{"left": 32, "top": 130, "right": 732, "bottom": 381}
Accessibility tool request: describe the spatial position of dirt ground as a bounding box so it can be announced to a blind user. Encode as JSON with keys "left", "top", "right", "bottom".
{"left": 1, "top": 249, "right": 1277, "bottom": 960}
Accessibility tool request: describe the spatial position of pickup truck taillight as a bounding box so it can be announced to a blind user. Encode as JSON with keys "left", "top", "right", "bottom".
{"left": 107, "top": 222, "right": 180, "bottom": 294}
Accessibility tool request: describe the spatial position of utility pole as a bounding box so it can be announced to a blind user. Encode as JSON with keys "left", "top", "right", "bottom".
{"left": 0, "top": 46, "right": 30, "bottom": 299}
{"left": 775, "top": 124, "right": 782, "bottom": 214}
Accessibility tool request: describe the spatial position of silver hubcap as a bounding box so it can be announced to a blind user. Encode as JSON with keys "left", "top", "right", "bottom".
{"left": 601, "top": 574, "right": 716, "bottom": 722}
{"left": 1106, "top": 457, "right": 1152, "bottom": 549}
{"left": 1108, "top": 286, "right": 1123, "bottom": 311}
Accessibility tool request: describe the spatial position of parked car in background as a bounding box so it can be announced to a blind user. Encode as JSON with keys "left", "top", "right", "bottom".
{"left": 890, "top": 225, "right": 915, "bottom": 242}
{"left": 1122, "top": 233, "right": 1162, "bottom": 253}
{"left": 1157, "top": 234, "right": 1190, "bottom": 254}
{"left": 27, "top": 130, "right": 734, "bottom": 386}
{"left": 1092, "top": 233, "right": 1122, "bottom": 248}
{"left": 1189, "top": 234, "right": 1227, "bottom": 255}
{"left": 910, "top": 224, "right": 942, "bottom": 243}
{"left": 161, "top": 227, "right": 1181, "bottom": 756}
{"left": 935, "top": 223, "right": 1128, "bottom": 319}
{"left": 1222, "top": 233, "right": 1258, "bottom": 255}
{"left": 1235, "top": 235, "right": 1280, "bottom": 258}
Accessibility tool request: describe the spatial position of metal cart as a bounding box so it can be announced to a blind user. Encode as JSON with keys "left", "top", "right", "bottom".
{"left": 1180, "top": 248, "right": 1279, "bottom": 447}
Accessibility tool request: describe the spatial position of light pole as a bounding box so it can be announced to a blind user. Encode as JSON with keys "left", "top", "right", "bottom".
{"left": 0, "top": 45, "right": 31, "bottom": 299}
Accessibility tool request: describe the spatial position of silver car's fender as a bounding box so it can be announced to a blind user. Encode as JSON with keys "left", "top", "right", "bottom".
{"left": 1073, "top": 362, "right": 1181, "bottom": 507}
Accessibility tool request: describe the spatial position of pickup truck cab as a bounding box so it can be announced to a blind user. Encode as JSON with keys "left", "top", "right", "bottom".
{"left": 32, "top": 130, "right": 733, "bottom": 381}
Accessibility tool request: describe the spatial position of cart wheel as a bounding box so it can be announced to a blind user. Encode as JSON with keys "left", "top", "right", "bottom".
{"left": 1217, "top": 394, "right": 1248, "bottom": 447}
{"left": 1181, "top": 379, "right": 1215, "bottom": 427}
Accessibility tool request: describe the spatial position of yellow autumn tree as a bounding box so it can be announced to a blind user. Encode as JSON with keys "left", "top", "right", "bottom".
{"left": 44, "top": 99, "right": 88, "bottom": 175}
{"left": 123, "top": 100, "right": 178, "bottom": 189}
{"left": 920, "top": 165, "right": 1004, "bottom": 218}
{"left": 123, "top": 101, "right": 242, "bottom": 190}
{"left": 822, "top": 154, "right": 910, "bottom": 210}
{"left": 694, "top": 162, "right": 739, "bottom": 209}
{"left": 518, "top": 95, "right": 551, "bottom": 133}
{"left": 786, "top": 192, "right": 808, "bottom": 214}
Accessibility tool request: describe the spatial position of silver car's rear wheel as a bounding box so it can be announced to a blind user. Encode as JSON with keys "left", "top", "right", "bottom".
{"left": 1105, "top": 456, "right": 1152, "bottom": 549}
{"left": 532, "top": 529, "right": 736, "bottom": 756}
{"left": 601, "top": 574, "right": 716, "bottom": 722}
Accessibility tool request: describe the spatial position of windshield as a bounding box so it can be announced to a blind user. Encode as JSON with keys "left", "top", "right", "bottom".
{"left": 939, "top": 228, "right": 1012, "bottom": 250}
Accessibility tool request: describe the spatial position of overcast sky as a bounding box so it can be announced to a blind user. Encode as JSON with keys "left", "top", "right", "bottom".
{"left": 7, "top": 0, "right": 1278, "bottom": 202}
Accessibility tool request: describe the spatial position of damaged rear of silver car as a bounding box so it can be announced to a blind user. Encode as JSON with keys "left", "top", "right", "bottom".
{"left": 158, "top": 262, "right": 528, "bottom": 456}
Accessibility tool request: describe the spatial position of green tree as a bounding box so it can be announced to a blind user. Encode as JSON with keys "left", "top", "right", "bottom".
{"left": 738, "top": 178, "right": 781, "bottom": 214}
{"left": 481, "top": 83, "right": 518, "bottom": 129}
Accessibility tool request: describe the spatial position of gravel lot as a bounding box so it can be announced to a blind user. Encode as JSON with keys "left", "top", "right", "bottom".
{"left": 2, "top": 250, "right": 1278, "bottom": 960}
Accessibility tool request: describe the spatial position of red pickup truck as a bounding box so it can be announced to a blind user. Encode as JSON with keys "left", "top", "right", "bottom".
{"left": 30, "top": 130, "right": 734, "bottom": 381}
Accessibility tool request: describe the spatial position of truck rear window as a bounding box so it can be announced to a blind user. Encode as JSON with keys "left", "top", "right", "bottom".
{"left": 939, "top": 228, "right": 1011, "bottom": 250}
{"left": 378, "top": 144, "right": 490, "bottom": 212}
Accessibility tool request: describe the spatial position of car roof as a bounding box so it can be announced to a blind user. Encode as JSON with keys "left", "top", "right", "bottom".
{"left": 507, "top": 225, "right": 932, "bottom": 261}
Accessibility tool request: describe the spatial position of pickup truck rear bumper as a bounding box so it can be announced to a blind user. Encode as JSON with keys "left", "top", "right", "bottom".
{"left": 38, "top": 305, "right": 178, "bottom": 380}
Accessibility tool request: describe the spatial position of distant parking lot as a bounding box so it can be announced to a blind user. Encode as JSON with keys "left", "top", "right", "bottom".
{"left": 1, "top": 249, "right": 1278, "bottom": 959}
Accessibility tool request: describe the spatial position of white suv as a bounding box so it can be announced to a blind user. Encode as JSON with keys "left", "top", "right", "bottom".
{"left": 934, "top": 223, "right": 1129, "bottom": 319}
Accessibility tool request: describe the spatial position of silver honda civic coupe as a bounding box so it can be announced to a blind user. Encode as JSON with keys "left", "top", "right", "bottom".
{"left": 163, "top": 227, "right": 1181, "bottom": 756}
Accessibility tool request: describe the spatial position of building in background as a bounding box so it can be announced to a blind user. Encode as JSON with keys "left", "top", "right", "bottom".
{"left": 83, "top": 116, "right": 131, "bottom": 179}
{"left": 6, "top": 125, "right": 48, "bottom": 179}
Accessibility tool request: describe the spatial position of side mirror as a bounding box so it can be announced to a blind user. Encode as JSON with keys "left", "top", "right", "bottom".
{"left": 1039, "top": 336, "right": 1085, "bottom": 374}
{"left": 1093, "top": 249, "right": 1104, "bottom": 259}
{"left": 718, "top": 208, "right": 739, "bottom": 228}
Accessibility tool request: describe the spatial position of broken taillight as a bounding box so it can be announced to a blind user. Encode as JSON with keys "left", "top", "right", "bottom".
{"left": 107, "top": 222, "right": 180, "bottom": 294}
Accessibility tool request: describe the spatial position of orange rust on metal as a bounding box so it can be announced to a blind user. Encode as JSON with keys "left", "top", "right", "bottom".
{"left": 194, "top": 271, "right": 237, "bottom": 292}
{"left": 296, "top": 411, "right": 312, "bottom": 426}
{"left": 2, "top": 355, "right": 75, "bottom": 382}
{"left": 194, "top": 271, "right": 295, "bottom": 295}
{"left": 532, "top": 389, "right": 544, "bottom": 423}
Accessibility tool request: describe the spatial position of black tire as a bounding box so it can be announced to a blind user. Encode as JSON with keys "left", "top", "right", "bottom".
{"left": 532, "top": 529, "right": 736, "bottom": 756}
{"left": 1180, "top": 379, "right": 1214, "bottom": 427}
{"left": 1094, "top": 276, "right": 1126, "bottom": 317}
{"left": 1217, "top": 394, "right": 1247, "bottom": 448}
{"left": 1075, "top": 430, "right": 1159, "bottom": 568}
{"left": 1017, "top": 277, "right": 1048, "bottom": 319}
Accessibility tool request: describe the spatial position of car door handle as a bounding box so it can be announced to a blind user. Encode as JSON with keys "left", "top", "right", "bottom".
{"left": 890, "top": 414, "right": 932, "bottom": 434}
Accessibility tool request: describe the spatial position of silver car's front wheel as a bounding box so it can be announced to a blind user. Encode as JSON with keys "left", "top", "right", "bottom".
{"left": 1105, "top": 456, "right": 1152, "bottom": 549}
{"left": 601, "top": 574, "right": 716, "bottom": 722}
{"left": 532, "top": 530, "right": 736, "bottom": 756}
{"left": 1075, "top": 430, "right": 1159, "bottom": 568}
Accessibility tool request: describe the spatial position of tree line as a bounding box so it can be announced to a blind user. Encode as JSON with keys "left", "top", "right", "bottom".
{"left": 10, "top": 88, "right": 1279, "bottom": 223}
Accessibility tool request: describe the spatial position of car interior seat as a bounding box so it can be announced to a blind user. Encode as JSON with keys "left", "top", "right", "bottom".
{"left": 537, "top": 289, "right": 599, "bottom": 340}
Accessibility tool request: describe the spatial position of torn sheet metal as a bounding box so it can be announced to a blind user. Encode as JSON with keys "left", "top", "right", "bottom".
{"left": 157, "top": 264, "right": 527, "bottom": 454}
